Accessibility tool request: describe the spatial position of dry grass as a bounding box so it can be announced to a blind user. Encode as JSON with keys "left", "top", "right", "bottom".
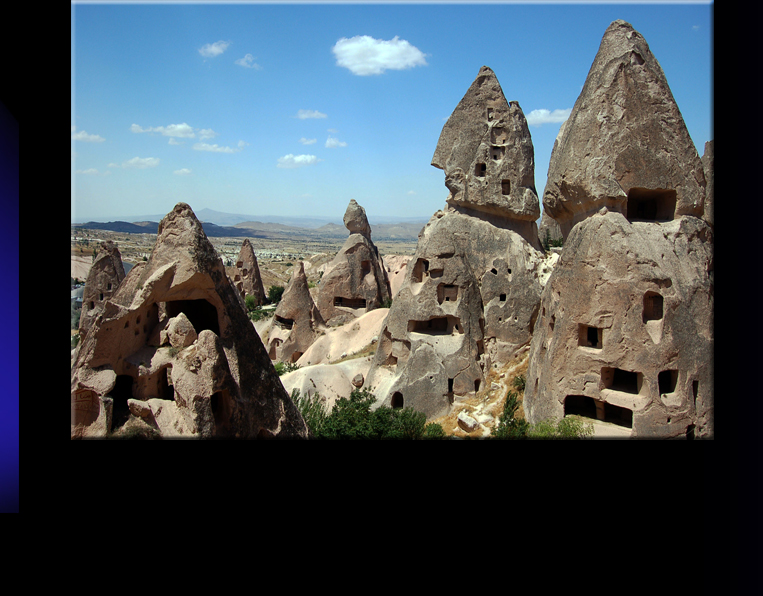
{"left": 429, "top": 349, "right": 530, "bottom": 438}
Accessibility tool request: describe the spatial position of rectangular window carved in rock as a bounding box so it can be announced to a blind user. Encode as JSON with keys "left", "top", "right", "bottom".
{"left": 601, "top": 367, "right": 642, "bottom": 395}
{"left": 475, "top": 163, "right": 486, "bottom": 178}
{"left": 491, "top": 147, "right": 504, "bottom": 161}
{"left": 578, "top": 324, "right": 602, "bottom": 349}
{"left": 437, "top": 284, "right": 459, "bottom": 304}
{"left": 643, "top": 292, "right": 664, "bottom": 322}
{"left": 501, "top": 180, "right": 511, "bottom": 195}
{"left": 626, "top": 188, "right": 677, "bottom": 222}
{"left": 658, "top": 370, "right": 678, "bottom": 395}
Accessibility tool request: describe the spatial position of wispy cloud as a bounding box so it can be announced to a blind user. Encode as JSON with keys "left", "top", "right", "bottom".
{"left": 525, "top": 108, "right": 572, "bottom": 126}
{"left": 198, "top": 128, "right": 218, "bottom": 140}
{"left": 75, "top": 168, "right": 100, "bottom": 175}
{"left": 121, "top": 157, "right": 160, "bottom": 169}
{"left": 199, "top": 40, "right": 230, "bottom": 58}
{"left": 193, "top": 142, "right": 238, "bottom": 153}
{"left": 71, "top": 127, "right": 105, "bottom": 142}
{"left": 332, "top": 35, "right": 428, "bottom": 76}
{"left": 325, "top": 136, "right": 347, "bottom": 148}
{"left": 277, "top": 154, "right": 322, "bottom": 169}
{"left": 174, "top": 168, "right": 192, "bottom": 175}
{"left": 299, "top": 137, "right": 317, "bottom": 145}
{"left": 235, "top": 53, "right": 262, "bottom": 69}
{"left": 131, "top": 122, "right": 196, "bottom": 138}
{"left": 296, "top": 109, "right": 328, "bottom": 119}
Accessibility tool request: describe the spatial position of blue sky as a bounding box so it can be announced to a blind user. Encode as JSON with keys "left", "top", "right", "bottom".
{"left": 71, "top": 1, "right": 713, "bottom": 224}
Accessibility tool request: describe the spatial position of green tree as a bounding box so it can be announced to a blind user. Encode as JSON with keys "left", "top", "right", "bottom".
{"left": 491, "top": 390, "right": 530, "bottom": 439}
{"left": 290, "top": 389, "right": 328, "bottom": 437}
{"left": 268, "top": 285, "right": 285, "bottom": 304}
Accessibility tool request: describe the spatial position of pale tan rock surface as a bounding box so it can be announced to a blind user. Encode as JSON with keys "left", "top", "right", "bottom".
{"left": 701, "top": 140, "right": 713, "bottom": 228}
{"left": 383, "top": 254, "right": 412, "bottom": 299}
{"left": 542, "top": 20, "right": 707, "bottom": 240}
{"left": 523, "top": 208, "right": 713, "bottom": 439}
{"left": 364, "top": 66, "right": 545, "bottom": 421}
{"left": 78, "top": 241, "right": 126, "bottom": 339}
{"left": 232, "top": 239, "right": 266, "bottom": 306}
{"left": 71, "top": 202, "right": 309, "bottom": 439}
{"left": 315, "top": 200, "right": 392, "bottom": 326}
{"left": 266, "top": 261, "right": 324, "bottom": 364}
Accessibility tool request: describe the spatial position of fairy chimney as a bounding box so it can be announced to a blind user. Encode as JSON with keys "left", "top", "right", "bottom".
{"left": 267, "top": 261, "right": 324, "bottom": 364}
{"left": 70, "top": 202, "right": 309, "bottom": 439}
{"left": 364, "top": 66, "right": 545, "bottom": 420}
{"left": 79, "top": 241, "right": 126, "bottom": 339}
{"left": 315, "top": 200, "right": 392, "bottom": 326}
{"left": 233, "top": 239, "right": 266, "bottom": 306}
{"left": 542, "top": 20, "right": 707, "bottom": 240}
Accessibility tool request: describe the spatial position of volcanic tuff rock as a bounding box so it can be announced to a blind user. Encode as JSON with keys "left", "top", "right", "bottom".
{"left": 232, "top": 239, "right": 266, "bottom": 306}
{"left": 267, "top": 261, "right": 324, "bottom": 364}
{"left": 542, "top": 20, "right": 707, "bottom": 240}
{"left": 78, "top": 241, "right": 126, "bottom": 338}
{"left": 315, "top": 200, "right": 392, "bottom": 326}
{"left": 432, "top": 65, "right": 541, "bottom": 233}
{"left": 70, "top": 202, "right": 309, "bottom": 439}
{"left": 701, "top": 140, "right": 713, "bottom": 228}
{"left": 364, "top": 66, "right": 545, "bottom": 420}
{"left": 523, "top": 210, "right": 713, "bottom": 438}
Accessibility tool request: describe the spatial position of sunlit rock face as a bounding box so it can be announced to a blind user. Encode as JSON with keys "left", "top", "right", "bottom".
{"left": 365, "top": 66, "right": 545, "bottom": 420}
{"left": 71, "top": 202, "right": 309, "bottom": 439}
{"left": 315, "top": 199, "right": 392, "bottom": 327}
{"left": 542, "top": 20, "right": 707, "bottom": 240}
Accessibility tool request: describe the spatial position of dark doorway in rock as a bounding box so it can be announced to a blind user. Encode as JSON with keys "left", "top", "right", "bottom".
{"left": 165, "top": 299, "right": 220, "bottom": 336}
{"left": 210, "top": 389, "right": 232, "bottom": 433}
{"left": 564, "top": 395, "right": 597, "bottom": 419}
{"left": 274, "top": 315, "right": 294, "bottom": 330}
{"left": 334, "top": 297, "right": 367, "bottom": 309}
{"left": 602, "top": 367, "right": 641, "bottom": 394}
{"left": 659, "top": 370, "right": 678, "bottom": 394}
{"left": 501, "top": 180, "right": 511, "bottom": 195}
{"left": 578, "top": 324, "right": 602, "bottom": 349}
{"left": 391, "top": 392, "right": 404, "bottom": 409}
{"left": 110, "top": 375, "right": 134, "bottom": 430}
{"left": 158, "top": 366, "right": 173, "bottom": 401}
{"left": 475, "top": 163, "right": 486, "bottom": 178}
{"left": 643, "top": 292, "right": 664, "bottom": 322}
{"left": 626, "top": 188, "right": 677, "bottom": 222}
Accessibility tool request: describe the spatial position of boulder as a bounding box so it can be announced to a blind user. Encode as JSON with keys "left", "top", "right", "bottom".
{"left": 78, "top": 241, "right": 126, "bottom": 338}
{"left": 542, "top": 20, "right": 707, "bottom": 240}
{"left": 316, "top": 200, "right": 392, "bottom": 326}
{"left": 71, "top": 202, "right": 309, "bottom": 439}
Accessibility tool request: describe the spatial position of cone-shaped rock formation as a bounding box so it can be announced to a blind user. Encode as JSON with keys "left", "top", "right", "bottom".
{"left": 79, "top": 241, "right": 126, "bottom": 339}
{"left": 71, "top": 202, "right": 309, "bottom": 439}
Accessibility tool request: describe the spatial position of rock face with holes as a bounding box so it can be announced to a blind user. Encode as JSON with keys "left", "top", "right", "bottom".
{"left": 315, "top": 199, "right": 392, "bottom": 327}
{"left": 70, "top": 202, "right": 310, "bottom": 439}
{"left": 266, "top": 261, "right": 324, "bottom": 364}
{"left": 232, "top": 239, "right": 266, "bottom": 307}
{"left": 523, "top": 210, "right": 713, "bottom": 438}
{"left": 542, "top": 20, "right": 707, "bottom": 240}
{"left": 364, "top": 66, "right": 545, "bottom": 420}
{"left": 523, "top": 20, "right": 713, "bottom": 439}
{"left": 78, "top": 241, "right": 126, "bottom": 339}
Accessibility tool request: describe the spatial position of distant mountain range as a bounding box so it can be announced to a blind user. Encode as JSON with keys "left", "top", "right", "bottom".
{"left": 72, "top": 208, "right": 428, "bottom": 241}
{"left": 71, "top": 207, "right": 430, "bottom": 229}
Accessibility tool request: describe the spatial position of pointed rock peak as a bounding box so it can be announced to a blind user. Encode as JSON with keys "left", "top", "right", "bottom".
{"left": 543, "top": 20, "right": 705, "bottom": 238}
{"left": 150, "top": 202, "right": 222, "bottom": 273}
{"left": 343, "top": 199, "right": 371, "bottom": 237}
{"left": 431, "top": 65, "right": 539, "bottom": 223}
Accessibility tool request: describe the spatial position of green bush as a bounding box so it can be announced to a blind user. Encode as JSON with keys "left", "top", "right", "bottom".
{"left": 512, "top": 374, "right": 526, "bottom": 392}
{"left": 268, "top": 285, "right": 285, "bottom": 304}
{"left": 274, "top": 361, "right": 300, "bottom": 376}
{"left": 528, "top": 416, "right": 594, "bottom": 439}
{"left": 244, "top": 294, "right": 258, "bottom": 312}
{"left": 492, "top": 390, "right": 530, "bottom": 439}
{"left": 316, "top": 388, "right": 434, "bottom": 440}
{"left": 423, "top": 422, "right": 446, "bottom": 439}
{"left": 290, "top": 389, "right": 328, "bottom": 437}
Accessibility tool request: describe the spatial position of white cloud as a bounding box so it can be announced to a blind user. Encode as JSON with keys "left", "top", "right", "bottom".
{"left": 174, "top": 168, "right": 192, "bottom": 175}
{"left": 327, "top": 128, "right": 338, "bottom": 134}
{"left": 122, "top": 157, "right": 160, "bottom": 169}
{"left": 525, "top": 108, "right": 572, "bottom": 126}
{"left": 198, "top": 128, "right": 218, "bottom": 140}
{"left": 325, "top": 136, "right": 347, "bottom": 148}
{"left": 199, "top": 40, "right": 230, "bottom": 58}
{"left": 131, "top": 122, "right": 196, "bottom": 138}
{"left": 407, "top": 190, "right": 416, "bottom": 195}
{"left": 296, "top": 109, "right": 327, "bottom": 119}
{"left": 277, "top": 154, "right": 322, "bottom": 169}
{"left": 71, "top": 129, "right": 105, "bottom": 142}
{"left": 237, "top": 140, "right": 248, "bottom": 149}
{"left": 235, "top": 53, "right": 262, "bottom": 69}
{"left": 299, "top": 137, "right": 317, "bottom": 145}
{"left": 75, "top": 168, "right": 100, "bottom": 175}
{"left": 193, "top": 142, "right": 237, "bottom": 153}
{"left": 332, "top": 35, "right": 428, "bottom": 76}
{"left": 168, "top": 138, "right": 181, "bottom": 145}
{"left": 107, "top": 163, "right": 120, "bottom": 168}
